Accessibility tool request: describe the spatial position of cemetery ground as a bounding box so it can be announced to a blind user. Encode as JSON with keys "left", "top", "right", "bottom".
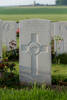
{"left": 0, "top": 6, "right": 67, "bottom": 21}
{"left": 0, "top": 6, "right": 67, "bottom": 99}
{"left": 0, "top": 61, "right": 67, "bottom": 100}
{"left": 0, "top": 40, "right": 67, "bottom": 100}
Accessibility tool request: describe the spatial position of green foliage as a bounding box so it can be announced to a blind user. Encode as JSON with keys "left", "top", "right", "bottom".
{"left": 6, "top": 49, "right": 19, "bottom": 61}
{"left": 0, "top": 61, "right": 18, "bottom": 87}
{"left": 52, "top": 75, "right": 67, "bottom": 84}
{"left": 54, "top": 35, "right": 63, "bottom": 41}
{"left": 52, "top": 53, "right": 67, "bottom": 64}
{"left": 58, "top": 53, "right": 67, "bottom": 64}
{"left": 56, "top": 0, "right": 67, "bottom": 5}
{"left": 52, "top": 64, "right": 67, "bottom": 84}
{"left": 0, "top": 72, "right": 19, "bottom": 87}
{"left": 6, "top": 62, "right": 16, "bottom": 73}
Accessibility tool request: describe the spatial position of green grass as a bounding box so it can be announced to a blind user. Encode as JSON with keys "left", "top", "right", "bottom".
{"left": 0, "top": 6, "right": 67, "bottom": 21}
{"left": 0, "top": 63, "right": 67, "bottom": 100}
{"left": 17, "top": 37, "right": 19, "bottom": 48}
{"left": 52, "top": 64, "right": 67, "bottom": 84}
{"left": 0, "top": 14, "right": 67, "bottom": 22}
{"left": 0, "top": 86, "right": 67, "bottom": 100}
{"left": 52, "top": 64, "right": 67, "bottom": 76}
{"left": 0, "top": 6, "right": 67, "bottom": 15}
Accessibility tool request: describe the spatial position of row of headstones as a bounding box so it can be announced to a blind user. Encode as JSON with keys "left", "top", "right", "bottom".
{"left": 0, "top": 19, "right": 67, "bottom": 85}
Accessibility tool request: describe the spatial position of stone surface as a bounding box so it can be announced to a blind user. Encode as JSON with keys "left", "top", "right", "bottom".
{"left": 2, "top": 21, "right": 17, "bottom": 51}
{"left": 54, "top": 22, "right": 67, "bottom": 54}
{"left": 2, "top": 21, "right": 8, "bottom": 46}
{"left": 51, "top": 23, "right": 55, "bottom": 39}
{"left": 61, "top": 22, "right": 67, "bottom": 53}
{"left": 19, "top": 19, "right": 51, "bottom": 85}
{"left": 0, "top": 20, "right": 2, "bottom": 58}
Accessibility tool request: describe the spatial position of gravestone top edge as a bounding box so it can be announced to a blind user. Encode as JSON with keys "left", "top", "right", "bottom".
{"left": 2, "top": 21, "right": 16, "bottom": 24}
{"left": 20, "top": 19, "right": 51, "bottom": 23}
{"left": 53, "top": 21, "right": 67, "bottom": 24}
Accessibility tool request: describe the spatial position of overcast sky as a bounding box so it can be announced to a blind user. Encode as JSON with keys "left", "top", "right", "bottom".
{"left": 0, "top": 0, "right": 56, "bottom": 6}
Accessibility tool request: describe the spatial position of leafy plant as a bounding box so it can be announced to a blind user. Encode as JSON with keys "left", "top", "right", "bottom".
{"left": 52, "top": 53, "right": 67, "bottom": 64}
{"left": 7, "top": 63, "right": 16, "bottom": 73}
{"left": 6, "top": 49, "right": 19, "bottom": 61}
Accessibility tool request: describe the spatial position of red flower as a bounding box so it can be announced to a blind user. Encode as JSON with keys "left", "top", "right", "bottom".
{"left": 16, "top": 28, "right": 20, "bottom": 34}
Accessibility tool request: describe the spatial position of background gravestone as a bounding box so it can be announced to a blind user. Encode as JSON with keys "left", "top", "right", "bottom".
{"left": 51, "top": 23, "right": 55, "bottom": 39}
{"left": 19, "top": 19, "right": 51, "bottom": 85}
{"left": 2, "top": 21, "right": 8, "bottom": 46}
{"left": 61, "top": 22, "right": 67, "bottom": 53}
{"left": 2, "top": 21, "right": 17, "bottom": 51}
{"left": 0, "top": 20, "right": 2, "bottom": 58}
{"left": 54, "top": 22, "right": 67, "bottom": 54}
{"left": 53, "top": 22, "right": 63, "bottom": 54}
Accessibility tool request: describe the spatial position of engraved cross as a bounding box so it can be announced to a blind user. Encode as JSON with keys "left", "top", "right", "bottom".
{"left": 21, "top": 33, "right": 48, "bottom": 75}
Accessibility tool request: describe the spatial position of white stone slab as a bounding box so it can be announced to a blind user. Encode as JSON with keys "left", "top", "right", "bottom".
{"left": 19, "top": 19, "right": 51, "bottom": 85}
{"left": 54, "top": 22, "right": 67, "bottom": 54}
{"left": 0, "top": 20, "right": 2, "bottom": 58}
{"left": 2, "top": 21, "right": 8, "bottom": 46}
{"left": 51, "top": 23, "right": 55, "bottom": 39}
{"left": 61, "top": 22, "right": 67, "bottom": 53}
{"left": 2, "top": 21, "right": 17, "bottom": 51}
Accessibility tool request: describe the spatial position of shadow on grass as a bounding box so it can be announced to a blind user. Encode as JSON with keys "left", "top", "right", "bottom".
{"left": 0, "top": 72, "right": 21, "bottom": 89}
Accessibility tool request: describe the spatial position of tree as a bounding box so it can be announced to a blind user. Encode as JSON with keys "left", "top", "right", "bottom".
{"left": 56, "top": 0, "right": 67, "bottom": 5}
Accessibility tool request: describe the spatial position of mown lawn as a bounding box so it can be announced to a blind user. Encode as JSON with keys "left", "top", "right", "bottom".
{"left": 0, "top": 14, "right": 67, "bottom": 22}
{"left": 0, "top": 87, "right": 67, "bottom": 100}
{"left": 52, "top": 64, "right": 67, "bottom": 76}
{"left": 0, "top": 6, "right": 67, "bottom": 21}
{"left": 0, "top": 6, "right": 67, "bottom": 15}
{"left": 0, "top": 62, "right": 67, "bottom": 100}
{"left": 52, "top": 64, "right": 67, "bottom": 84}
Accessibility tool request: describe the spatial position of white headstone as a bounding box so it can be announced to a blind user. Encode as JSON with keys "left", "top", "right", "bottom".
{"left": 61, "top": 22, "right": 67, "bottom": 53}
{"left": 51, "top": 23, "right": 55, "bottom": 39}
{"left": 2, "top": 21, "right": 17, "bottom": 51}
{"left": 2, "top": 21, "right": 8, "bottom": 46}
{"left": 0, "top": 20, "right": 2, "bottom": 58}
{"left": 16, "top": 22, "right": 19, "bottom": 29}
{"left": 19, "top": 19, "right": 51, "bottom": 85}
{"left": 54, "top": 22, "right": 67, "bottom": 54}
